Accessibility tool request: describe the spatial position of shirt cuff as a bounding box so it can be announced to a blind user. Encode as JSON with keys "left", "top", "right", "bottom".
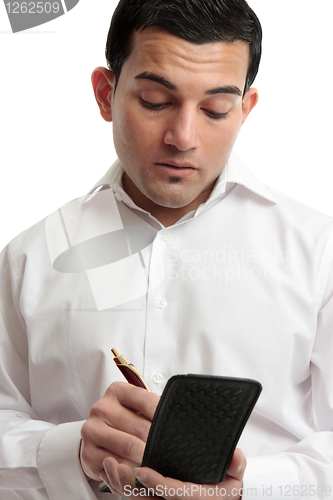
{"left": 242, "top": 454, "right": 299, "bottom": 500}
{"left": 37, "top": 420, "right": 97, "bottom": 500}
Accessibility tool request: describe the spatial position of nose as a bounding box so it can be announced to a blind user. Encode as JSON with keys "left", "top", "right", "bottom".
{"left": 164, "top": 106, "right": 200, "bottom": 151}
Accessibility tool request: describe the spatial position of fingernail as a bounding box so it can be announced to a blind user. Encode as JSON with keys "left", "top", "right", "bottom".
{"left": 117, "top": 470, "right": 124, "bottom": 480}
{"left": 237, "top": 458, "right": 246, "bottom": 475}
{"left": 136, "top": 474, "right": 148, "bottom": 483}
{"left": 103, "top": 461, "right": 111, "bottom": 473}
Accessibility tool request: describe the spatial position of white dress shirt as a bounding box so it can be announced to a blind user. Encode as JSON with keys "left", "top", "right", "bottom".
{"left": 0, "top": 154, "right": 333, "bottom": 500}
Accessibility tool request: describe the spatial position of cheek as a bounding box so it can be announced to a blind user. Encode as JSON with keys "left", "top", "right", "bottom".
{"left": 113, "top": 110, "right": 141, "bottom": 160}
{"left": 205, "top": 122, "right": 240, "bottom": 157}
{"left": 118, "top": 108, "right": 160, "bottom": 150}
{"left": 116, "top": 108, "right": 138, "bottom": 140}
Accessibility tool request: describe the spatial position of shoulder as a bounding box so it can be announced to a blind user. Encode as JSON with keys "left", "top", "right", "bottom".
{"left": 263, "top": 183, "right": 333, "bottom": 238}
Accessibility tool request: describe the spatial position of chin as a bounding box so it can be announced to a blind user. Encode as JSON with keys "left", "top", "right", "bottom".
{"left": 150, "top": 193, "right": 194, "bottom": 210}
{"left": 143, "top": 181, "right": 201, "bottom": 210}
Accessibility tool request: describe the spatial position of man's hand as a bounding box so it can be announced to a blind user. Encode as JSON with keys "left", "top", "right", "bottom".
{"left": 100, "top": 448, "right": 246, "bottom": 500}
{"left": 80, "top": 382, "right": 160, "bottom": 481}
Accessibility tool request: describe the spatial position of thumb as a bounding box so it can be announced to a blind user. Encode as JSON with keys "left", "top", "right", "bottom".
{"left": 226, "top": 448, "right": 247, "bottom": 480}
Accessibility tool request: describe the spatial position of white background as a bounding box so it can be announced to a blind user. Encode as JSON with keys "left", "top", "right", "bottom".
{"left": 0, "top": 0, "right": 332, "bottom": 251}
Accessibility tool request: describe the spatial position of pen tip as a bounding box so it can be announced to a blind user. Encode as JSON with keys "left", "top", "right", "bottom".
{"left": 111, "top": 348, "right": 120, "bottom": 357}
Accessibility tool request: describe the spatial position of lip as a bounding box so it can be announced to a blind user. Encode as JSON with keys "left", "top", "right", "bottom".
{"left": 155, "top": 161, "right": 197, "bottom": 177}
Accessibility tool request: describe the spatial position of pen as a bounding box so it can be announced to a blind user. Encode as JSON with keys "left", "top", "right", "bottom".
{"left": 111, "top": 348, "right": 152, "bottom": 391}
{"left": 100, "top": 348, "right": 151, "bottom": 493}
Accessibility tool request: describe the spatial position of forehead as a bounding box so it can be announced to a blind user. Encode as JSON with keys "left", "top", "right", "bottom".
{"left": 121, "top": 27, "right": 250, "bottom": 90}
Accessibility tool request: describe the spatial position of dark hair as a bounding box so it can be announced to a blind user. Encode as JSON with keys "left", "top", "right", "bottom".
{"left": 106, "top": 0, "right": 262, "bottom": 96}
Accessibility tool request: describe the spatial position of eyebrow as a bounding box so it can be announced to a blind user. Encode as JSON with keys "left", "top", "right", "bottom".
{"left": 135, "top": 72, "right": 178, "bottom": 92}
{"left": 134, "top": 71, "right": 242, "bottom": 97}
{"left": 205, "top": 85, "right": 242, "bottom": 97}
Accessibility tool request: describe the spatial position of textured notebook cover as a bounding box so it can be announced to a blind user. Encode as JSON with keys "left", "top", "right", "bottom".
{"left": 142, "top": 374, "right": 262, "bottom": 484}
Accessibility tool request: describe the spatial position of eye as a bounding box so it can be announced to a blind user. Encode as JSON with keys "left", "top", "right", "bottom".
{"left": 203, "top": 109, "right": 230, "bottom": 121}
{"left": 141, "top": 98, "right": 169, "bottom": 111}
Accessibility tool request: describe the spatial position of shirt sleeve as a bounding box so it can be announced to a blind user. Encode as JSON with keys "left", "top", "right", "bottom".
{"left": 242, "top": 241, "right": 333, "bottom": 500}
{"left": 0, "top": 244, "right": 97, "bottom": 500}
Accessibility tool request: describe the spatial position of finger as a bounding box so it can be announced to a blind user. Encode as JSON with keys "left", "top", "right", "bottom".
{"left": 135, "top": 467, "right": 187, "bottom": 500}
{"left": 103, "top": 460, "right": 138, "bottom": 499}
{"left": 89, "top": 388, "right": 153, "bottom": 442}
{"left": 87, "top": 424, "right": 146, "bottom": 464}
{"left": 226, "top": 448, "right": 247, "bottom": 480}
{"left": 107, "top": 382, "right": 160, "bottom": 421}
{"left": 82, "top": 441, "right": 139, "bottom": 480}
{"left": 100, "top": 472, "right": 123, "bottom": 497}
{"left": 116, "top": 463, "right": 161, "bottom": 500}
{"left": 82, "top": 411, "right": 146, "bottom": 464}
{"left": 101, "top": 457, "right": 124, "bottom": 495}
{"left": 106, "top": 403, "right": 152, "bottom": 441}
{"left": 117, "top": 462, "right": 137, "bottom": 490}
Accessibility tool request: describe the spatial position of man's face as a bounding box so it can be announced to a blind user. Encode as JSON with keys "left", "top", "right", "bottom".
{"left": 99, "top": 28, "right": 257, "bottom": 214}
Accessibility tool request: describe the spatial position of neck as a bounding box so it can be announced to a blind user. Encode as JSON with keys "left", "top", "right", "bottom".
{"left": 122, "top": 174, "right": 213, "bottom": 227}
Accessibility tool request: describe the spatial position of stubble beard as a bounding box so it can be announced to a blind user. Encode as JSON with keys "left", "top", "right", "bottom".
{"left": 168, "top": 176, "right": 182, "bottom": 184}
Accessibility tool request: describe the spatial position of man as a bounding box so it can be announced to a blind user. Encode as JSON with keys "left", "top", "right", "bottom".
{"left": 0, "top": 1, "right": 332, "bottom": 499}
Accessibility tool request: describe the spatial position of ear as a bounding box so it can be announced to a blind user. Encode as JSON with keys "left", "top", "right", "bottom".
{"left": 91, "top": 67, "right": 116, "bottom": 122}
{"left": 241, "top": 88, "right": 259, "bottom": 125}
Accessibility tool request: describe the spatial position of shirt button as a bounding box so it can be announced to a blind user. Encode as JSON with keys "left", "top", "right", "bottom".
{"left": 152, "top": 373, "right": 165, "bottom": 384}
{"left": 156, "top": 297, "right": 167, "bottom": 309}
{"left": 161, "top": 232, "right": 170, "bottom": 242}
{"left": 115, "top": 192, "right": 123, "bottom": 201}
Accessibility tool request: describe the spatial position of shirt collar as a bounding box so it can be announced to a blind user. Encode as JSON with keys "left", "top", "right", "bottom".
{"left": 212, "top": 153, "right": 277, "bottom": 204}
{"left": 84, "top": 153, "right": 277, "bottom": 207}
